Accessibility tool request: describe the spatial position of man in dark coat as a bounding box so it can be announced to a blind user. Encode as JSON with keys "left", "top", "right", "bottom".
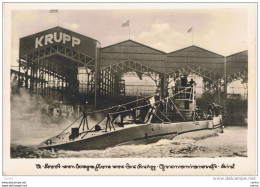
{"left": 188, "top": 79, "right": 196, "bottom": 86}
{"left": 181, "top": 75, "right": 188, "bottom": 86}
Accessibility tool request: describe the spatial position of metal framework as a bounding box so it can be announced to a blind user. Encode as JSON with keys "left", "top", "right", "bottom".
{"left": 99, "top": 59, "right": 163, "bottom": 96}
{"left": 18, "top": 58, "right": 69, "bottom": 101}
{"left": 14, "top": 37, "right": 248, "bottom": 103}
{"left": 167, "top": 64, "right": 222, "bottom": 84}
{"left": 226, "top": 69, "right": 248, "bottom": 84}
{"left": 20, "top": 45, "right": 95, "bottom": 69}
{"left": 211, "top": 69, "right": 248, "bottom": 88}
{"left": 98, "top": 61, "right": 248, "bottom": 97}
{"left": 17, "top": 44, "right": 97, "bottom": 103}
{"left": 79, "top": 70, "right": 96, "bottom": 96}
{"left": 102, "top": 59, "right": 162, "bottom": 77}
{"left": 13, "top": 26, "right": 249, "bottom": 110}
{"left": 99, "top": 68, "right": 116, "bottom": 96}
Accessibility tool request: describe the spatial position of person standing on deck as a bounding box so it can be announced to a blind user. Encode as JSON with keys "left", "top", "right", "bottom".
{"left": 188, "top": 79, "right": 196, "bottom": 87}
{"left": 188, "top": 79, "right": 196, "bottom": 98}
{"left": 175, "top": 77, "right": 181, "bottom": 93}
{"left": 181, "top": 75, "right": 188, "bottom": 86}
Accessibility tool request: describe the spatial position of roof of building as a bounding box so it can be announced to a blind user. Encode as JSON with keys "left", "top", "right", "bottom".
{"left": 20, "top": 26, "right": 100, "bottom": 44}
{"left": 101, "top": 39, "right": 167, "bottom": 54}
{"left": 167, "top": 45, "right": 225, "bottom": 57}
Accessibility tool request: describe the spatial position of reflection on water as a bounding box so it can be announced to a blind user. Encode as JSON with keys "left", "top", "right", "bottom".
{"left": 10, "top": 113, "right": 247, "bottom": 158}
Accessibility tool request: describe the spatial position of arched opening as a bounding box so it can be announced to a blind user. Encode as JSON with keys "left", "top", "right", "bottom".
{"left": 122, "top": 71, "right": 157, "bottom": 96}
{"left": 78, "top": 67, "right": 95, "bottom": 96}
{"left": 227, "top": 80, "right": 248, "bottom": 100}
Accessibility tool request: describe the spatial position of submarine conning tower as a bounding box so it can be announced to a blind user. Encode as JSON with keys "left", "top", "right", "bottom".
{"left": 174, "top": 84, "right": 196, "bottom": 121}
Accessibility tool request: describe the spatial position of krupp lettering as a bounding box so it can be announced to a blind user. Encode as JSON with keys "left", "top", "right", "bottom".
{"left": 35, "top": 32, "right": 81, "bottom": 48}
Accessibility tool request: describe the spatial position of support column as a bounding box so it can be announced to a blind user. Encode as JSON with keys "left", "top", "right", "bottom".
{"left": 87, "top": 69, "right": 90, "bottom": 94}
{"left": 44, "top": 60, "right": 47, "bottom": 95}
{"left": 100, "top": 70, "right": 103, "bottom": 95}
{"left": 41, "top": 70, "right": 44, "bottom": 95}
{"left": 164, "top": 74, "right": 169, "bottom": 97}
{"left": 217, "top": 83, "right": 221, "bottom": 103}
{"left": 224, "top": 57, "right": 227, "bottom": 100}
{"left": 109, "top": 72, "right": 111, "bottom": 95}
{"left": 35, "top": 61, "right": 38, "bottom": 96}
{"left": 61, "top": 78, "right": 64, "bottom": 101}
{"left": 245, "top": 83, "right": 248, "bottom": 100}
{"left": 104, "top": 70, "right": 107, "bottom": 95}
{"left": 25, "top": 68, "right": 28, "bottom": 89}
{"left": 114, "top": 74, "right": 121, "bottom": 96}
{"left": 30, "top": 62, "right": 33, "bottom": 93}
{"left": 18, "top": 58, "right": 21, "bottom": 87}
{"left": 94, "top": 41, "right": 100, "bottom": 108}
{"left": 159, "top": 74, "right": 168, "bottom": 98}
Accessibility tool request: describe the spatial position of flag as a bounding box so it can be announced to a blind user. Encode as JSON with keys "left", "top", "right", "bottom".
{"left": 49, "top": 9, "right": 58, "bottom": 13}
{"left": 188, "top": 27, "right": 193, "bottom": 32}
{"left": 122, "top": 20, "right": 130, "bottom": 27}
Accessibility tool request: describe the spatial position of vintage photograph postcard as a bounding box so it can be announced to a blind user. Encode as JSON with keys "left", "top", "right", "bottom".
{"left": 3, "top": 3, "right": 257, "bottom": 176}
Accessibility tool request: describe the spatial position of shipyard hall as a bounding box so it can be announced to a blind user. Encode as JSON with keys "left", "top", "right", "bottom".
{"left": 11, "top": 26, "right": 248, "bottom": 110}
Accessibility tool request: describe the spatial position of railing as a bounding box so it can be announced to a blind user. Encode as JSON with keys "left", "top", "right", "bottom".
{"left": 174, "top": 86, "right": 194, "bottom": 100}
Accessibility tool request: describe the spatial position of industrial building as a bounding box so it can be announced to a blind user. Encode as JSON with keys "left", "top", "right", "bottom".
{"left": 12, "top": 26, "right": 248, "bottom": 107}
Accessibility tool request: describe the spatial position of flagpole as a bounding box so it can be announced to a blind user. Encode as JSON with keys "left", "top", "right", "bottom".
{"left": 58, "top": 11, "right": 59, "bottom": 26}
{"left": 50, "top": 10, "right": 59, "bottom": 26}
{"left": 192, "top": 26, "right": 194, "bottom": 45}
{"left": 122, "top": 20, "right": 130, "bottom": 40}
{"left": 129, "top": 25, "right": 130, "bottom": 39}
{"left": 188, "top": 27, "right": 193, "bottom": 45}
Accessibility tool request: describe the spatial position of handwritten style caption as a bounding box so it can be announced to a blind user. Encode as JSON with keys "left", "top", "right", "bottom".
{"left": 35, "top": 163, "right": 235, "bottom": 172}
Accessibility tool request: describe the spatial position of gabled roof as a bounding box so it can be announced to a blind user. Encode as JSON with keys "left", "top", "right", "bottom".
{"left": 20, "top": 26, "right": 99, "bottom": 43}
{"left": 226, "top": 50, "right": 248, "bottom": 58}
{"left": 167, "top": 45, "right": 224, "bottom": 57}
{"left": 101, "top": 39, "right": 166, "bottom": 54}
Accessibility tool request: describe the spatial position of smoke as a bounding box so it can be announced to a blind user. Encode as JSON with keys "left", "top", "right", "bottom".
{"left": 10, "top": 88, "right": 111, "bottom": 158}
{"left": 11, "top": 88, "right": 76, "bottom": 146}
{"left": 10, "top": 88, "right": 108, "bottom": 147}
{"left": 11, "top": 88, "right": 45, "bottom": 115}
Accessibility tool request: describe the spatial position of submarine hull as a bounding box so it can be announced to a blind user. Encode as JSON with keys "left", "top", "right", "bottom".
{"left": 39, "top": 116, "right": 222, "bottom": 151}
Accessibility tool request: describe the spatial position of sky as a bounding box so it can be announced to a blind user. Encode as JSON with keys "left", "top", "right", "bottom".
{"left": 11, "top": 6, "right": 251, "bottom": 67}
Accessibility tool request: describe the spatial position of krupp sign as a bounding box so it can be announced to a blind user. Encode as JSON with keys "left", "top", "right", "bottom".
{"left": 35, "top": 32, "right": 81, "bottom": 48}
{"left": 20, "top": 27, "right": 97, "bottom": 58}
